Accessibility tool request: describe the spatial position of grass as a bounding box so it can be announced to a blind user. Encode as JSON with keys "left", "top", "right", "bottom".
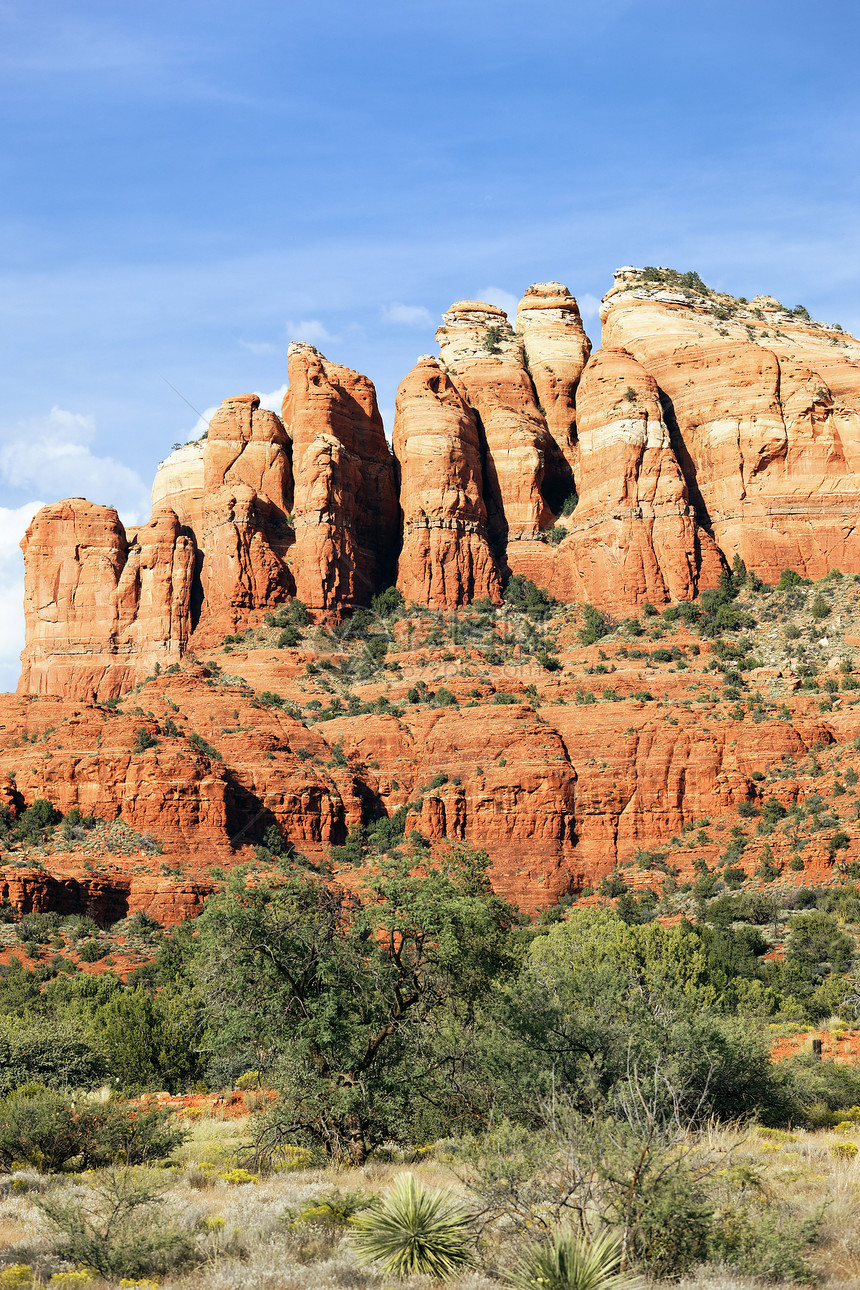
{"left": 0, "top": 1118, "right": 858, "bottom": 1287}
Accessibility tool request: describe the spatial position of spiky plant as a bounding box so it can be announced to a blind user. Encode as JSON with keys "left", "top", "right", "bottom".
{"left": 506, "top": 1229, "right": 640, "bottom": 1290}
{"left": 351, "top": 1173, "right": 472, "bottom": 1279}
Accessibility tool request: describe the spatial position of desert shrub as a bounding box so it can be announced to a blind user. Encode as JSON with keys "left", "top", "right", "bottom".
{"left": 708, "top": 1200, "right": 820, "bottom": 1281}
{"left": 507, "top": 1228, "right": 634, "bottom": 1290}
{"left": 0, "top": 1018, "right": 105, "bottom": 1096}
{"left": 78, "top": 939, "right": 108, "bottom": 962}
{"left": 579, "top": 604, "right": 609, "bottom": 645}
{"left": 132, "top": 726, "right": 158, "bottom": 754}
{"left": 37, "top": 1169, "right": 198, "bottom": 1279}
{"left": 277, "top": 626, "right": 300, "bottom": 648}
{"left": 0, "top": 1087, "right": 186, "bottom": 1171}
{"left": 188, "top": 732, "right": 222, "bottom": 761}
{"left": 810, "top": 593, "right": 831, "bottom": 619}
{"left": 504, "top": 576, "right": 556, "bottom": 616}
{"left": 351, "top": 1173, "right": 472, "bottom": 1277}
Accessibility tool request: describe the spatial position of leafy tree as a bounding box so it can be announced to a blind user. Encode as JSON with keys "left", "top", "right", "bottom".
{"left": 192, "top": 847, "right": 519, "bottom": 1163}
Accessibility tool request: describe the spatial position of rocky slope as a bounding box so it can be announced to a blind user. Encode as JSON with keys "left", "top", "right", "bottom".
{"left": 5, "top": 567, "right": 860, "bottom": 922}
{"left": 22, "top": 269, "right": 860, "bottom": 704}
{"left": 10, "top": 266, "right": 860, "bottom": 922}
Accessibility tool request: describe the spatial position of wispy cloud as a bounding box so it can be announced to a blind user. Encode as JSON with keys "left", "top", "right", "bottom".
{"left": 475, "top": 286, "right": 519, "bottom": 319}
{"left": 382, "top": 303, "right": 434, "bottom": 327}
{"left": 0, "top": 407, "right": 150, "bottom": 521}
{"left": 285, "top": 319, "right": 335, "bottom": 347}
{"left": 238, "top": 338, "right": 279, "bottom": 355}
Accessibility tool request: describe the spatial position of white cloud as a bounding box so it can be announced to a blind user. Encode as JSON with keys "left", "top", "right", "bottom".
{"left": 475, "top": 286, "right": 519, "bottom": 319}
{"left": 382, "top": 303, "right": 434, "bottom": 327}
{"left": 254, "top": 384, "right": 289, "bottom": 414}
{"left": 0, "top": 502, "right": 45, "bottom": 694}
{"left": 285, "top": 318, "right": 334, "bottom": 346}
{"left": 238, "top": 338, "right": 279, "bottom": 355}
{"left": 578, "top": 292, "right": 602, "bottom": 321}
{"left": 0, "top": 406, "right": 150, "bottom": 523}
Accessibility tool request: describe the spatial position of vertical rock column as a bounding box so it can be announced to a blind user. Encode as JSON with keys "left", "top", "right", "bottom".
{"left": 18, "top": 499, "right": 195, "bottom": 699}
{"left": 435, "top": 302, "right": 552, "bottom": 548}
{"left": 282, "top": 343, "right": 398, "bottom": 613}
{"left": 193, "top": 393, "right": 295, "bottom": 643}
{"left": 516, "top": 282, "right": 592, "bottom": 479}
{"left": 393, "top": 356, "right": 501, "bottom": 607}
{"left": 551, "top": 348, "right": 722, "bottom": 608}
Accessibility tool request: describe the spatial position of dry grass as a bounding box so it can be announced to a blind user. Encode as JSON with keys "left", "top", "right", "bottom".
{"left": 0, "top": 1118, "right": 858, "bottom": 1289}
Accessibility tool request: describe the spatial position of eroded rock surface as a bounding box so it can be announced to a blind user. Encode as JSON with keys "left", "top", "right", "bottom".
{"left": 393, "top": 356, "right": 501, "bottom": 607}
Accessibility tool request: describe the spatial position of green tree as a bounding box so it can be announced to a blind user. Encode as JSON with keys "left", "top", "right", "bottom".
{"left": 192, "top": 847, "right": 519, "bottom": 1164}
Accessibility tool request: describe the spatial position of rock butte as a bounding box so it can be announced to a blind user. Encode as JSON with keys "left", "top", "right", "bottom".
{"left": 8, "top": 267, "right": 860, "bottom": 921}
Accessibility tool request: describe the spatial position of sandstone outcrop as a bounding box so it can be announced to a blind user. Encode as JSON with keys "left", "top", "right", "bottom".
{"left": 193, "top": 394, "right": 295, "bottom": 644}
{"left": 436, "top": 302, "right": 556, "bottom": 545}
{"left": 282, "top": 344, "right": 399, "bottom": 612}
{"left": 393, "top": 356, "right": 502, "bottom": 607}
{"left": 18, "top": 500, "right": 195, "bottom": 700}
{"left": 516, "top": 282, "right": 591, "bottom": 474}
{"left": 151, "top": 440, "right": 205, "bottom": 535}
{"left": 549, "top": 347, "right": 723, "bottom": 607}
{"left": 601, "top": 267, "right": 860, "bottom": 582}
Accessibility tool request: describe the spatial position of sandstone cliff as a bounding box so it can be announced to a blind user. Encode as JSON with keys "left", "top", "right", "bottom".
{"left": 194, "top": 394, "right": 295, "bottom": 644}
{"left": 19, "top": 500, "right": 195, "bottom": 700}
{"left": 282, "top": 343, "right": 399, "bottom": 613}
{"left": 549, "top": 347, "right": 723, "bottom": 607}
{"left": 601, "top": 267, "right": 860, "bottom": 582}
{"left": 393, "top": 356, "right": 501, "bottom": 607}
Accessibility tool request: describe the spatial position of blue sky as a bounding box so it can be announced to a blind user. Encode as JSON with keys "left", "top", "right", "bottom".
{"left": 0, "top": 0, "right": 858, "bottom": 681}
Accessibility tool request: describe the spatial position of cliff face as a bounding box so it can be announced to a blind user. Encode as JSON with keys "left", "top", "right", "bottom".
{"left": 281, "top": 343, "right": 399, "bottom": 613}
{"left": 19, "top": 500, "right": 195, "bottom": 700}
{"left": 393, "top": 356, "right": 502, "bottom": 608}
{"left": 17, "top": 268, "right": 860, "bottom": 703}
{"left": 194, "top": 394, "right": 295, "bottom": 645}
{"left": 601, "top": 267, "right": 860, "bottom": 582}
{"left": 549, "top": 347, "right": 723, "bottom": 607}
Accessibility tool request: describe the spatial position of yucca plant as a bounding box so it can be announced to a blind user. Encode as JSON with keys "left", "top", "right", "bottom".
{"left": 506, "top": 1228, "right": 639, "bottom": 1290}
{"left": 351, "top": 1172, "right": 473, "bottom": 1279}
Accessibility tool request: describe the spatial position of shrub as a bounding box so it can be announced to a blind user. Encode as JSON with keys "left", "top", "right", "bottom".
{"left": 351, "top": 1173, "right": 472, "bottom": 1277}
{"left": 188, "top": 733, "right": 222, "bottom": 761}
{"left": 579, "top": 605, "right": 609, "bottom": 645}
{"left": 507, "top": 1228, "right": 635, "bottom": 1290}
{"left": 810, "top": 593, "right": 831, "bottom": 619}
{"left": 372, "top": 586, "right": 405, "bottom": 618}
{"left": 560, "top": 491, "right": 579, "bottom": 516}
{"left": 37, "top": 1169, "right": 198, "bottom": 1280}
{"left": 277, "top": 626, "right": 300, "bottom": 648}
{"left": 0, "top": 1088, "right": 187, "bottom": 1171}
{"left": 132, "top": 727, "right": 158, "bottom": 754}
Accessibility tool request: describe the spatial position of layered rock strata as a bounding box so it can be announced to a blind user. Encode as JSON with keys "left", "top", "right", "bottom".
{"left": 194, "top": 394, "right": 295, "bottom": 643}
{"left": 19, "top": 500, "right": 195, "bottom": 700}
{"left": 393, "top": 356, "right": 502, "bottom": 607}
{"left": 549, "top": 347, "right": 723, "bottom": 606}
{"left": 436, "top": 301, "right": 556, "bottom": 545}
{"left": 516, "top": 282, "right": 591, "bottom": 474}
{"left": 601, "top": 267, "right": 860, "bottom": 581}
{"left": 282, "top": 343, "right": 399, "bottom": 612}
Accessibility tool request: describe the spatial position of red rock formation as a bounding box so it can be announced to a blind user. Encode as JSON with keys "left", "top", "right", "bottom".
{"left": 282, "top": 344, "right": 399, "bottom": 612}
{"left": 18, "top": 500, "right": 195, "bottom": 700}
{"left": 392, "top": 356, "right": 501, "bottom": 608}
{"left": 151, "top": 440, "right": 205, "bottom": 535}
{"left": 548, "top": 348, "right": 723, "bottom": 608}
{"left": 193, "top": 394, "right": 295, "bottom": 644}
{"left": 601, "top": 267, "right": 860, "bottom": 581}
{"left": 436, "top": 302, "right": 555, "bottom": 546}
{"left": 516, "top": 282, "right": 592, "bottom": 475}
